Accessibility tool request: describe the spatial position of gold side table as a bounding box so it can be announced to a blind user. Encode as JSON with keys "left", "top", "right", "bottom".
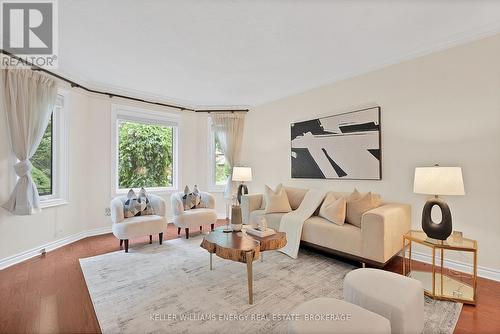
{"left": 402, "top": 230, "right": 477, "bottom": 305}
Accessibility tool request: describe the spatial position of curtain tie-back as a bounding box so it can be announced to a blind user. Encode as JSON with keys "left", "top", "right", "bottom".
{"left": 14, "top": 160, "right": 33, "bottom": 177}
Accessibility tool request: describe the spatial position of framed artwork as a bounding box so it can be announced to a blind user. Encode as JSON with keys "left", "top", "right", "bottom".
{"left": 290, "top": 106, "right": 381, "bottom": 180}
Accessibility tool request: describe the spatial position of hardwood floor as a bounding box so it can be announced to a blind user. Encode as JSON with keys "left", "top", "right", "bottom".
{"left": 1, "top": 221, "right": 499, "bottom": 334}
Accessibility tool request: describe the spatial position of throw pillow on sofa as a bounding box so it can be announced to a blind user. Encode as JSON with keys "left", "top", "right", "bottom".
{"left": 346, "top": 188, "right": 362, "bottom": 202}
{"left": 319, "top": 192, "right": 346, "bottom": 225}
{"left": 284, "top": 186, "right": 308, "bottom": 210}
{"left": 346, "top": 192, "right": 381, "bottom": 227}
{"left": 264, "top": 184, "right": 292, "bottom": 214}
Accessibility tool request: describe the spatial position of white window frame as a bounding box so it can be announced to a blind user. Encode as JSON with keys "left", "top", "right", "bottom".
{"left": 26, "top": 90, "right": 69, "bottom": 208}
{"left": 111, "top": 104, "right": 180, "bottom": 196}
{"left": 207, "top": 118, "right": 227, "bottom": 193}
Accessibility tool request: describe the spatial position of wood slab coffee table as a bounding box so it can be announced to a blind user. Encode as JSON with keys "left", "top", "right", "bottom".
{"left": 200, "top": 226, "right": 287, "bottom": 304}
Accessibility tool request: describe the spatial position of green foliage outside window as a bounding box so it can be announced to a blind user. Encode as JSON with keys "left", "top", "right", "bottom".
{"left": 214, "top": 136, "right": 231, "bottom": 185}
{"left": 32, "top": 115, "right": 52, "bottom": 195}
{"left": 118, "top": 121, "right": 174, "bottom": 189}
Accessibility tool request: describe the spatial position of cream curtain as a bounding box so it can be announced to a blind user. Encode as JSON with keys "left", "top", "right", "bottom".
{"left": 1, "top": 69, "right": 57, "bottom": 215}
{"left": 210, "top": 113, "right": 246, "bottom": 199}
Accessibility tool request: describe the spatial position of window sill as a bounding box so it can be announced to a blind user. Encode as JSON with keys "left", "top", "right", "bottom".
{"left": 114, "top": 187, "right": 179, "bottom": 197}
{"left": 40, "top": 198, "right": 69, "bottom": 209}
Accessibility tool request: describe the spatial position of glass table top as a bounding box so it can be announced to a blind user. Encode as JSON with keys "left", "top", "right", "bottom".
{"left": 404, "top": 230, "right": 477, "bottom": 251}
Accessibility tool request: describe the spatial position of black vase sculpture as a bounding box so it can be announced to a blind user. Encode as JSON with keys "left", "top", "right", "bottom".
{"left": 237, "top": 183, "right": 248, "bottom": 204}
{"left": 421, "top": 197, "right": 452, "bottom": 240}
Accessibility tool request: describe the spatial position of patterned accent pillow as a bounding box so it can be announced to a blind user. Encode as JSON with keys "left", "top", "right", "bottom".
{"left": 137, "top": 187, "right": 154, "bottom": 216}
{"left": 192, "top": 185, "right": 202, "bottom": 208}
{"left": 182, "top": 185, "right": 203, "bottom": 210}
{"left": 182, "top": 186, "right": 194, "bottom": 210}
{"left": 123, "top": 189, "right": 140, "bottom": 218}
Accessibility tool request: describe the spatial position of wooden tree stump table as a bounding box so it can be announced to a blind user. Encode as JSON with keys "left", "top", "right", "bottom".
{"left": 200, "top": 226, "right": 287, "bottom": 304}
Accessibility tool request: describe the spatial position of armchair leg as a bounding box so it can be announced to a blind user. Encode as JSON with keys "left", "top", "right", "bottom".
{"left": 119, "top": 239, "right": 123, "bottom": 248}
{"left": 211, "top": 223, "right": 214, "bottom": 231}
{"left": 159, "top": 232, "right": 163, "bottom": 245}
{"left": 177, "top": 227, "right": 181, "bottom": 235}
{"left": 185, "top": 228, "right": 189, "bottom": 239}
{"left": 149, "top": 235, "right": 152, "bottom": 244}
{"left": 124, "top": 239, "right": 129, "bottom": 253}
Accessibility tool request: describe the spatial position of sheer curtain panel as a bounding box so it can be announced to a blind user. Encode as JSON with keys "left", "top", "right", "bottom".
{"left": 1, "top": 69, "right": 57, "bottom": 215}
{"left": 210, "top": 113, "right": 246, "bottom": 199}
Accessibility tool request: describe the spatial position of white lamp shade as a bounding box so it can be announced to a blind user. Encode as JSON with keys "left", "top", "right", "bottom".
{"left": 414, "top": 166, "right": 465, "bottom": 196}
{"left": 232, "top": 167, "right": 252, "bottom": 182}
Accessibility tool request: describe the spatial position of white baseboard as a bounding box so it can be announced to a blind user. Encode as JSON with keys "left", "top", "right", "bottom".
{"left": 408, "top": 250, "right": 500, "bottom": 282}
{"left": 0, "top": 226, "right": 112, "bottom": 270}
{"left": 0, "top": 213, "right": 229, "bottom": 270}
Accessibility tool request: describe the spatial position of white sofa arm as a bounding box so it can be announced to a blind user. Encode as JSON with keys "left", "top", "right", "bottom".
{"left": 361, "top": 203, "right": 411, "bottom": 264}
{"left": 110, "top": 197, "right": 125, "bottom": 224}
{"left": 241, "top": 193, "right": 263, "bottom": 225}
{"left": 150, "top": 194, "right": 167, "bottom": 217}
{"left": 171, "top": 192, "right": 185, "bottom": 216}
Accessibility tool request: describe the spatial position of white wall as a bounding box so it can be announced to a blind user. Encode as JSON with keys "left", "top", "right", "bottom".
{"left": 241, "top": 34, "right": 500, "bottom": 273}
{"left": 0, "top": 87, "right": 226, "bottom": 262}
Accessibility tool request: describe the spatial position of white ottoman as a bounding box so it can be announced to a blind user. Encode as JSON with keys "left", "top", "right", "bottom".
{"left": 288, "top": 297, "right": 391, "bottom": 334}
{"left": 344, "top": 268, "right": 424, "bottom": 334}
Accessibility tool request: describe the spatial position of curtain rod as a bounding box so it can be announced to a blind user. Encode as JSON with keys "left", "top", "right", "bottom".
{"left": 0, "top": 50, "right": 249, "bottom": 113}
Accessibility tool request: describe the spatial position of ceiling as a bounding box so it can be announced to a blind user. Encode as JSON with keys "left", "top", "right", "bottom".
{"left": 58, "top": 0, "right": 500, "bottom": 108}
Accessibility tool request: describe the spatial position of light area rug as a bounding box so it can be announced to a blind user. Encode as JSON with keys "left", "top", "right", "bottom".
{"left": 80, "top": 235, "right": 462, "bottom": 334}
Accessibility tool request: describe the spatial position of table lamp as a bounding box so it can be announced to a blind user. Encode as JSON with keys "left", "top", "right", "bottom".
{"left": 413, "top": 165, "right": 465, "bottom": 240}
{"left": 232, "top": 167, "right": 252, "bottom": 204}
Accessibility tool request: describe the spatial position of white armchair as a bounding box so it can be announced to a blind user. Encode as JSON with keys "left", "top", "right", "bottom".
{"left": 171, "top": 191, "right": 217, "bottom": 239}
{"left": 110, "top": 194, "right": 167, "bottom": 252}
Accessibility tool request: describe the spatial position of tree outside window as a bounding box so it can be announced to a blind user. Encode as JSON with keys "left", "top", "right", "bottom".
{"left": 118, "top": 120, "right": 174, "bottom": 189}
{"left": 214, "top": 136, "right": 231, "bottom": 185}
{"left": 31, "top": 114, "right": 53, "bottom": 196}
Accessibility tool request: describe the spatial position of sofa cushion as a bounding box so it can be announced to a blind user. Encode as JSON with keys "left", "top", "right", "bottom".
{"left": 319, "top": 192, "right": 346, "bottom": 225}
{"left": 284, "top": 186, "right": 308, "bottom": 210}
{"left": 264, "top": 184, "right": 292, "bottom": 214}
{"left": 301, "top": 216, "right": 362, "bottom": 257}
{"left": 249, "top": 209, "right": 285, "bottom": 230}
{"left": 346, "top": 192, "right": 381, "bottom": 227}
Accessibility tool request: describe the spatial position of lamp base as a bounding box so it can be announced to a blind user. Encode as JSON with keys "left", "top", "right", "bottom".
{"left": 237, "top": 183, "right": 248, "bottom": 204}
{"left": 421, "top": 197, "right": 452, "bottom": 240}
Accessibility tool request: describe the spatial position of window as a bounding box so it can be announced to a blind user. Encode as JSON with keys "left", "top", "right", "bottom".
{"left": 111, "top": 105, "right": 179, "bottom": 194}
{"left": 32, "top": 114, "right": 53, "bottom": 196}
{"left": 208, "top": 119, "right": 231, "bottom": 191}
{"left": 28, "top": 93, "right": 69, "bottom": 207}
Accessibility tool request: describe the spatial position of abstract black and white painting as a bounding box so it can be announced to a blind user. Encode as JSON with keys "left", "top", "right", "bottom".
{"left": 291, "top": 106, "right": 381, "bottom": 180}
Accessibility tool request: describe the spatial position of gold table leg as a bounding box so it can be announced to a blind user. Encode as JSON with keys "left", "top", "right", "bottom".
{"left": 432, "top": 247, "right": 436, "bottom": 296}
{"left": 246, "top": 251, "right": 254, "bottom": 305}
{"left": 261, "top": 252, "right": 263, "bottom": 262}
{"left": 409, "top": 240, "right": 412, "bottom": 273}
{"left": 402, "top": 237, "right": 406, "bottom": 276}
{"left": 440, "top": 248, "right": 444, "bottom": 296}
{"left": 210, "top": 253, "right": 213, "bottom": 270}
{"left": 473, "top": 250, "right": 477, "bottom": 302}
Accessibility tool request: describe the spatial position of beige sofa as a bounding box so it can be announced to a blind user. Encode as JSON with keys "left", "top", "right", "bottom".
{"left": 241, "top": 186, "right": 410, "bottom": 267}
